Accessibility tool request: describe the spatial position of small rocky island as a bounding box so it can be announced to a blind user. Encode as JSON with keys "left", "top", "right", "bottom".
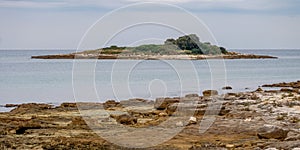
{"left": 1, "top": 81, "right": 299, "bottom": 149}
{"left": 31, "top": 34, "right": 277, "bottom": 60}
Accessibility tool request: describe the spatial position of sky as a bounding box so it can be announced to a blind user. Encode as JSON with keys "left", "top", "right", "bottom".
{"left": 0, "top": 0, "right": 300, "bottom": 50}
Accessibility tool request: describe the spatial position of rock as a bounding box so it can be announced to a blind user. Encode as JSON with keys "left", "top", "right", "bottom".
{"left": 202, "top": 90, "right": 218, "bottom": 97}
{"left": 224, "top": 95, "right": 237, "bottom": 101}
{"left": 159, "top": 112, "right": 168, "bottom": 117}
{"left": 262, "top": 81, "right": 300, "bottom": 88}
{"left": 154, "top": 98, "right": 179, "bottom": 110}
{"left": 222, "top": 86, "right": 233, "bottom": 90}
{"left": 166, "top": 104, "right": 179, "bottom": 116}
{"left": 4, "top": 104, "right": 19, "bottom": 107}
{"left": 188, "top": 117, "right": 197, "bottom": 125}
{"left": 244, "top": 118, "right": 252, "bottom": 122}
{"left": 234, "top": 100, "right": 257, "bottom": 105}
{"left": 185, "top": 94, "right": 199, "bottom": 98}
{"left": 103, "top": 100, "right": 121, "bottom": 110}
{"left": 285, "top": 131, "right": 300, "bottom": 141}
{"left": 280, "top": 88, "right": 294, "bottom": 93}
{"left": 256, "top": 87, "right": 264, "bottom": 92}
{"left": 225, "top": 144, "right": 235, "bottom": 148}
{"left": 60, "top": 103, "right": 77, "bottom": 108}
{"left": 257, "top": 124, "right": 289, "bottom": 140}
{"left": 10, "top": 103, "right": 53, "bottom": 114}
{"left": 293, "top": 88, "right": 300, "bottom": 93}
{"left": 68, "top": 116, "right": 88, "bottom": 128}
{"left": 110, "top": 114, "right": 137, "bottom": 125}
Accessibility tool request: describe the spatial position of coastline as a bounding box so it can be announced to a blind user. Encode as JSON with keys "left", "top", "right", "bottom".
{"left": 1, "top": 81, "right": 299, "bottom": 149}
{"left": 31, "top": 53, "right": 277, "bottom": 60}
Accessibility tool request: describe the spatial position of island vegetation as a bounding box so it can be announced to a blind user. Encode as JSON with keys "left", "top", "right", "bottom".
{"left": 84, "top": 34, "right": 228, "bottom": 55}
{"left": 31, "top": 34, "right": 277, "bottom": 60}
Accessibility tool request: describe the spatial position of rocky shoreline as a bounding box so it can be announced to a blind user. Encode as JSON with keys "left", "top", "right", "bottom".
{"left": 1, "top": 81, "right": 299, "bottom": 149}
{"left": 31, "top": 52, "right": 277, "bottom": 60}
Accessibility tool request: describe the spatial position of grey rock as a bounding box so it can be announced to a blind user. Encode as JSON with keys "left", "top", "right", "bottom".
{"left": 257, "top": 124, "right": 289, "bottom": 140}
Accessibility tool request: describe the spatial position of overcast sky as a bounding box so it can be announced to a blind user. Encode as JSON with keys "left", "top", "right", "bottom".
{"left": 0, "top": 0, "right": 299, "bottom": 50}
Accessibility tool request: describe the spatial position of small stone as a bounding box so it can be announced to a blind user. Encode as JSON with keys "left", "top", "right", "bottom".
{"left": 244, "top": 118, "right": 252, "bottom": 122}
{"left": 256, "top": 87, "right": 264, "bottom": 92}
{"left": 226, "top": 144, "right": 235, "bottom": 148}
{"left": 158, "top": 112, "right": 168, "bottom": 117}
{"left": 188, "top": 117, "right": 197, "bottom": 124}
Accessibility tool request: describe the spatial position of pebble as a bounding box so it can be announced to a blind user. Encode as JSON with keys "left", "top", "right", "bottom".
{"left": 225, "top": 144, "right": 235, "bottom": 148}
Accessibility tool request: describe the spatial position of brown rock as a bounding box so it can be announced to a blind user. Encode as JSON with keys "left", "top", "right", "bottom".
{"left": 202, "top": 90, "right": 218, "bottom": 97}
{"left": 222, "top": 86, "right": 233, "bottom": 90}
{"left": 111, "top": 114, "right": 137, "bottom": 125}
{"left": 60, "top": 103, "right": 77, "bottom": 108}
{"left": 10, "top": 103, "right": 53, "bottom": 114}
{"left": 185, "top": 94, "right": 199, "bottom": 98}
{"left": 4, "top": 104, "right": 19, "bottom": 107}
{"left": 154, "top": 98, "right": 179, "bottom": 110}
{"left": 255, "top": 87, "right": 264, "bottom": 92}
{"left": 257, "top": 124, "right": 289, "bottom": 140}
{"left": 280, "top": 88, "right": 294, "bottom": 93}
{"left": 103, "top": 100, "right": 121, "bottom": 110}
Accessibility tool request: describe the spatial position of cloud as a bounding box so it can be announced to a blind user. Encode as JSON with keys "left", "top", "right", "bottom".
{"left": 0, "top": 0, "right": 299, "bottom": 15}
{"left": 0, "top": 0, "right": 66, "bottom": 8}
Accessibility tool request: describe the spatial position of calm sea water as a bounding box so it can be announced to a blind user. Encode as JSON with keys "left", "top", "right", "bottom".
{"left": 0, "top": 49, "right": 299, "bottom": 107}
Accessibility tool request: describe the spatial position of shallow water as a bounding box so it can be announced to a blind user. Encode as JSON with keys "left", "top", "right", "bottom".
{"left": 0, "top": 49, "right": 299, "bottom": 107}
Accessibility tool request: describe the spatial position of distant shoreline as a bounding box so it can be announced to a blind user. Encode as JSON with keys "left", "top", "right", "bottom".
{"left": 31, "top": 53, "right": 277, "bottom": 60}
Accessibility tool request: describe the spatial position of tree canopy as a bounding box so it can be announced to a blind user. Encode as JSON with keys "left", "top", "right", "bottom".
{"left": 164, "top": 34, "right": 228, "bottom": 55}
{"left": 99, "top": 34, "right": 228, "bottom": 55}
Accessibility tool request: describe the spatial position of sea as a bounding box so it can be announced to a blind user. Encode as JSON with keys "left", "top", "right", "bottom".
{"left": 0, "top": 49, "right": 299, "bottom": 111}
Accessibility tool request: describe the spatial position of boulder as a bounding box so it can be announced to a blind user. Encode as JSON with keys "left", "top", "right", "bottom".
{"left": 202, "top": 90, "right": 218, "bottom": 97}
{"left": 257, "top": 124, "right": 289, "bottom": 140}
{"left": 103, "top": 100, "right": 122, "bottom": 110}
{"left": 111, "top": 114, "right": 137, "bottom": 125}
{"left": 154, "top": 98, "right": 179, "bottom": 110}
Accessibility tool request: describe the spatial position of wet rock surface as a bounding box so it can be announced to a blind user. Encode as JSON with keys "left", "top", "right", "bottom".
{"left": 263, "top": 81, "right": 300, "bottom": 89}
{"left": 0, "top": 81, "right": 299, "bottom": 149}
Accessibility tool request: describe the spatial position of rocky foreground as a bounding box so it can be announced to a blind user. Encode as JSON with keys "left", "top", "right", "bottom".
{"left": 1, "top": 81, "right": 300, "bottom": 149}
